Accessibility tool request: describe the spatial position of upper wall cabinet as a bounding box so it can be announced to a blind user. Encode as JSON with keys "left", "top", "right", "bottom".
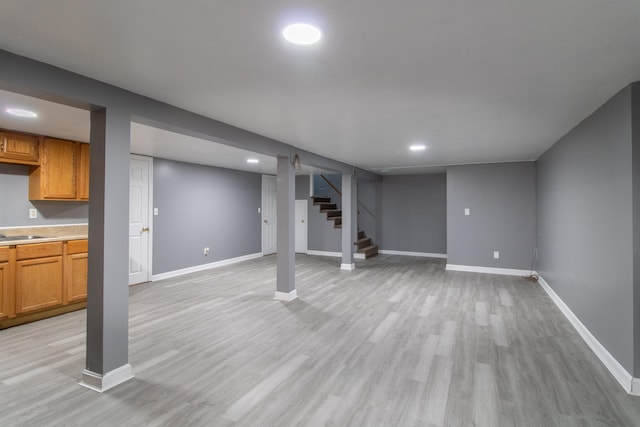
{"left": 0, "top": 132, "right": 40, "bottom": 165}
{"left": 30, "top": 138, "right": 89, "bottom": 201}
{"left": 77, "top": 142, "right": 90, "bottom": 200}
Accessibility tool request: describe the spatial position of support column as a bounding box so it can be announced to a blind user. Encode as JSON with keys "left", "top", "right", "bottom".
{"left": 275, "top": 155, "right": 297, "bottom": 301}
{"left": 80, "top": 108, "right": 133, "bottom": 392}
{"left": 341, "top": 172, "right": 357, "bottom": 270}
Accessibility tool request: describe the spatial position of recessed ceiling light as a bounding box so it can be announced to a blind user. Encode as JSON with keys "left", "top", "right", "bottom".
{"left": 409, "top": 144, "right": 426, "bottom": 151}
{"left": 282, "top": 23, "right": 322, "bottom": 45}
{"left": 247, "top": 158, "right": 260, "bottom": 164}
{"left": 6, "top": 108, "right": 37, "bottom": 118}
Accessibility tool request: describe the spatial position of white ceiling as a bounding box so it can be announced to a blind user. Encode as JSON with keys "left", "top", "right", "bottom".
{"left": 0, "top": 89, "right": 328, "bottom": 175}
{"left": 1, "top": 1, "right": 639, "bottom": 174}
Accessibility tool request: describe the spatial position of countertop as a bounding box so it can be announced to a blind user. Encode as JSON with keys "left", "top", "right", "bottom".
{"left": 0, "top": 224, "right": 88, "bottom": 246}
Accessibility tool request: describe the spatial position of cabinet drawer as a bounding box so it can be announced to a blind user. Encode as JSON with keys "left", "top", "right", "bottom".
{"left": 17, "top": 242, "right": 63, "bottom": 260}
{"left": 66, "top": 239, "right": 88, "bottom": 255}
{"left": 0, "top": 246, "right": 9, "bottom": 262}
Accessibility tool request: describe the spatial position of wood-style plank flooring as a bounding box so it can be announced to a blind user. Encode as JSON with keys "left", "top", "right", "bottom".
{"left": 1, "top": 254, "right": 639, "bottom": 426}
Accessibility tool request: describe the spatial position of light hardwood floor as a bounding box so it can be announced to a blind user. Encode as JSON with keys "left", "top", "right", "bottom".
{"left": 1, "top": 254, "right": 639, "bottom": 426}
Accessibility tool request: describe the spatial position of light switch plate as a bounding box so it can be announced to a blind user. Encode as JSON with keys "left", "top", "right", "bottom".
{"left": 29, "top": 208, "right": 37, "bottom": 219}
{"left": 154, "top": 208, "right": 158, "bottom": 216}
{"left": 493, "top": 251, "right": 500, "bottom": 259}
{"left": 464, "top": 208, "right": 470, "bottom": 216}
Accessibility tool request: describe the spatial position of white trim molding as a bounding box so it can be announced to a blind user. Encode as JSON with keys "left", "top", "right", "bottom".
{"left": 445, "top": 264, "right": 532, "bottom": 277}
{"left": 79, "top": 364, "right": 134, "bottom": 393}
{"left": 151, "top": 252, "right": 262, "bottom": 281}
{"left": 538, "top": 275, "right": 637, "bottom": 395}
{"left": 340, "top": 263, "right": 355, "bottom": 271}
{"left": 379, "top": 249, "right": 447, "bottom": 259}
{"left": 274, "top": 289, "right": 298, "bottom": 301}
{"left": 307, "top": 250, "right": 365, "bottom": 260}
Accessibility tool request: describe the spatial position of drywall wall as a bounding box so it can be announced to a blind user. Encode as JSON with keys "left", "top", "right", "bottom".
{"left": 380, "top": 174, "right": 446, "bottom": 254}
{"left": 357, "top": 178, "right": 381, "bottom": 244}
{"left": 447, "top": 162, "right": 536, "bottom": 269}
{"left": 153, "top": 158, "right": 261, "bottom": 274}
{"left": 295, "top": 175, "right": 309, "bottom": 200}
{"left": 0, "top": 163, "right": 88, "bottom": 227}
{"left": 538, "top": 85, "right": 634, "bottom": 373}
{"left": 313, "top": 174, "right": 342, "bottom": 209}
{"left": 633, "top": 82, "right": 640, "bottom": 377}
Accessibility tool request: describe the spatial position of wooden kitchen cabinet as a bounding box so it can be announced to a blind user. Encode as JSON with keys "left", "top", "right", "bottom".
{"left": 64, "top": 239, "right": 88, "bottom": 303}
{"left": 29, "top": 137, "right": 78, "bottom": 200}
{"left": 15, "top": 242, "right": 63, "bottom": 315}
{"left": 0, "top": 246, "right": 12, "bottom": 319}
{"left": 0, "top": 131, "right": 40, "bottom": 165}
{"left": 77, "top": 143, "right": 90, "bottom": 200}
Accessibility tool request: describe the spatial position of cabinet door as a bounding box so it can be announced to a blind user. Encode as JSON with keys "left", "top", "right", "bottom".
{"left": 77, "top": 143, "right": 90, "bottom": 200}
{"left": 16, "top": 256, "right": 63, "bottom": 314}
{"left": 65, "top": 252, "right": 87, "bottom": 303}
{"left": 0, "top": 262, "right": 9, "bottom": 319}
{"left": 42, "top": 138, "right": 77, "bottom": 199}
{"left": 0, "top": 132, "right": 39, "bottom": 164}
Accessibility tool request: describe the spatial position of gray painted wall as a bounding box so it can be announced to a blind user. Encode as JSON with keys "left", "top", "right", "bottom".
{"left": 380, "top": 174, "right": 447, "bottom": 254}
{"left": 447, "top": 162, "right": 536, "bottom": 269}
{"left": 537, "top": 86, "right": 634, "bottom": 373}
{"left": 633, "top": 82, "right": 640, "bottom": 377}
{"left": 0, "top": 163, "right": 88, "bottom": 227}
{"left": 295, "top": 175, "right": 310, "bottom": 200}
{"left": 357, "top": 178, "right": 381, "bottom": 244}
{"left": 153, "top": 158, "right": 261, "bottom": 274}
{"left": 313, "top": 174, "right": 342, "bottom": 209}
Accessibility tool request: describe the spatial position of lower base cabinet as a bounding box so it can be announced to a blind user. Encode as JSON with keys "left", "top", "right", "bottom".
{"left": 0, "top": 258, "right": 10, "bottom": 319}
{"left": 15, "top": 256, "right": 63, "bottom": 314}
{"left": 65, "top": 240, "right": 88, "bottom": 303}
{"left": 0, "top": 239, "right": 87, "bottom": 329}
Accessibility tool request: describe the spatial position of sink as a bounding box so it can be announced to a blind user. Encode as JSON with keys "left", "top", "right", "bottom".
{"left": 0, "top": 235, "right": 50, "bottom": 242}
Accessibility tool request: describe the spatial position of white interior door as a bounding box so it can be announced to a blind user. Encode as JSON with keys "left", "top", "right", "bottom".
{"left": 262, "top": 175, "right": 277, "bottom": 255}
{"left": 129, "top": 155, "right": 152, "bottom": 285}
{"left": 295, "top": 200, "right": 308, "bottom": 253}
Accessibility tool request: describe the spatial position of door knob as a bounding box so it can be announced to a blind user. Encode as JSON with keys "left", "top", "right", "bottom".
{"left": 264, "top": 220, "right": 268, "bottom": 224}
{"left": 301, "top": 220, "right": 305, "bottom": 223}
{"left": 141, "top": 226, "right": 149, "bottom": 232}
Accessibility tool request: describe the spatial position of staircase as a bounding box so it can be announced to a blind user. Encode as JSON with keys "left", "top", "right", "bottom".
{"left": 311, "top": 196, "right": 379, "bottom": 258}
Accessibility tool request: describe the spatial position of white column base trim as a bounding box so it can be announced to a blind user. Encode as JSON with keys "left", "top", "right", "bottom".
{"left": 274, "top": 290, "right": 298, "bottom": 301}
{"left": 340, "top": 263, "right": 355, "bottom": 270}
{"left": 445, "top": 264, "right": 532, "bottom": 277}
{"left": 79, "top": 364, "right": 134, "bottom": 393}
{"left": 538, "top": 275, "right": 636, "bottom": 395}
{"left": 307, "top": 250, "right": 364, "bottom": 259}
{"left": 151, "top": 252, "right": 262, "bottom": 281}
{"left": 379, "top": 249, "right": 447, "bottom": 258}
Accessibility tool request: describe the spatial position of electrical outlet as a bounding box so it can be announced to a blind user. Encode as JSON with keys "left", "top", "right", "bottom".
{"left": 204, "top": 247, "right": 210, "bottom": 256}
{"left": 493, "top": 251, "right": 500, "bottom": 259}
{"left": 29, "top": 208, "right": 37, "bottom": 219}
{"left": 464, "top": 208, "right": 470, "bottom": 216}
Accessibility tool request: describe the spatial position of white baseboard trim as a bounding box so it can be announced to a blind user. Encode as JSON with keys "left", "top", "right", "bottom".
{"left": 538, "top": 275, "right": 636, "bottom": 395}
{"left": 379, "top": 249, "right": 447, "bottom": 259}
{"left": 274, "top": 289, "right": 298, "bottom": 301}
{"left": 79, "top": 364, "right": 134, "bottom": 393}
{"left": 341, "top": 263, "right": 355, "bottom": 271}
{"left": 632, "top": 378, "right": 640, "bottom": 396}
{"left": 445, "top": 264, "right": 532, "bottom": 277}
{"left": 307, "top": 250, "right": 365, "bottom": 260}
{"left": 152, "top": 252, "right": 263, "bottom": 281}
